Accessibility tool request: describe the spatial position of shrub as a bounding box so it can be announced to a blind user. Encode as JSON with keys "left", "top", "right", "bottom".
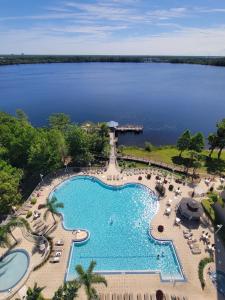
{"left": 30, "top": 198, "right": 37, "bottom": 205}
{"left": 147, "top": 174, "right": 151, "bottom": 180}
{"left": 209, "top": 186, "right": 214, "bottom": 192}
{"left": 198, "top": 257, "right": 214, "bottom": 289}
{"left": 169, "top": 184, "right": 174, "bottom": 191}
{"left": 26, "top": 211, "right": 32, "bottom": 218}
{"left": 144, "top": 142, "right": 154, "bottom": 152}
{"left": 138, "top": 176, "right": 142, "bottom": 180}
{"left": 201, "top": 199, "right": 215, "bottom": 221}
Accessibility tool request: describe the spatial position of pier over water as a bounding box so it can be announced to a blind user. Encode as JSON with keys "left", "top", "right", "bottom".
{"left": 107, "top": 121, "right": 143, "bottom": 133}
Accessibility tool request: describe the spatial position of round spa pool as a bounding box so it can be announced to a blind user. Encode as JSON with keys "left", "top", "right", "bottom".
{"left": 0, "top": 249, "right": 29, "bottom": 292}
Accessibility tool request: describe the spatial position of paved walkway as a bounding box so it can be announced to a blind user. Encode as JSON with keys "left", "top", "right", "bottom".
{"left": 107, "top": 131, "right": 119, "bottom": 174}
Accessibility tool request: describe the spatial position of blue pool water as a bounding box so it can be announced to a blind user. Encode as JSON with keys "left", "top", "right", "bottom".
{"left": 0, "top": 250, "right": 29, "bottom": 292}
{"left": 53, "top": 176, "right": 184, "bottom": 281}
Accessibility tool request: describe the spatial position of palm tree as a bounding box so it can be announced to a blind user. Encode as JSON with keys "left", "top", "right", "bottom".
{"left": 43, "top": 196, "right": 64, "bottom": 224}
{"left": 208, "top": 133, "right": 218, "bottom": 158}
{"left": 53, "top": 280, "right": 80, "bottom": 300}
{"left": 75, "top": 261, "right": 107, "bottom": 300}
{"left": 0, "top": 217, "right": 30, "bottom": 246}
{"left": 26, "top": 283, "right": 45, "bottom": 300}
{"left": 0, "top": 226, "right": 11, "bottom": 248}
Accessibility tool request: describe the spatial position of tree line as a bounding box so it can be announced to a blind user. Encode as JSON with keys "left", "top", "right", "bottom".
{"left": 0, "top": 55, "right": 225, "bottom": 67}
{"left": 0, "top": 111, "right": 110, "bottom": 215}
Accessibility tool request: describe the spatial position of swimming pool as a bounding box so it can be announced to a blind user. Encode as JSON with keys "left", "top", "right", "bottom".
{"left": 0, "top": 249, "right": 29, "bottom": 292}
{"left": 53, "top": 176, "right": 184, "bottom": 281}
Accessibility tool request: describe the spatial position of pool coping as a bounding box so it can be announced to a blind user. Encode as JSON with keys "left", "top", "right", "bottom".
{"left": 50, "top": 175, "right": 186, "bottom": 283}
{"left": 0, "top": 249, "right": 30, "bottom": 293}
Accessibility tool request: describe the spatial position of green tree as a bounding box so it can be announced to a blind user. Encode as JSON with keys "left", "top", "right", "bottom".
{"left": 67, "top": 126, "right": 94, "bottom": 166}
{"left": 191, "top": 152, "right": 202, "bottom": 178}
{"left": 177, "top": 130, "right": 191, "bottom": 156}
{"left": 75, "top": 261, "right": 107, "bottom": 300}
{"left": 0, "top": 112, "right": 35, "bottom": 168}
{"left": 26, "top": 283, "right": 45, "bottom": 300}
{"left": 216, "top": 118, "right": 225, "bottom": 159}
{"left": 0, "top": 160, "right": 23, "bottom": 214}
{"left": 208, "top": 133, "right": 219, "bottom": 158}
{"left": 16, "top": 109, "right": 29, "bottom": 123}
{"left": 53, "top": 280, "right": 80, "bottom": 300}
{"left": 43, "top": 196, "right": 64, "bottom": 224}
{"left": 49, "top": 113, "right": 71, "bottom": 132}
{"left": 189, "top": 132, "right": 205, "bottom": 153}
{"left": 0, "top": 217, "right": 30, "bottom": 246}
{"left": 28, "top": 129, "right": 67, "bottom": 173}
{"left": 0, "top": 226, "right": 11, "bottom": 247}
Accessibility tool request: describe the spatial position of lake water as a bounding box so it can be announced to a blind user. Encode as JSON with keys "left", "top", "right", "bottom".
{"left": 0, "top": 63, "right": 225, "bottom": 146}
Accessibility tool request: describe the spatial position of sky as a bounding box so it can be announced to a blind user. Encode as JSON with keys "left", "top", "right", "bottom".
{"left": 0, "top": 0, "right": 225, "bottom": 55}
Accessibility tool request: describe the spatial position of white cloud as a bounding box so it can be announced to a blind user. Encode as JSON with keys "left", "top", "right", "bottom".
{"left": 1, "top": 25, "right": 225, "bottom": 56}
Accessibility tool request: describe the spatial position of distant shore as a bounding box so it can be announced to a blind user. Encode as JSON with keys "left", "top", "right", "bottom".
{"left": 0, "top": 54, "right": 225, "bottom": 67}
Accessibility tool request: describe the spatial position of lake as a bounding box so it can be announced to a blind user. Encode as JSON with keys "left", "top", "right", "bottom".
{"left": 0, "top": 62, "right": 225, "bottom": 146}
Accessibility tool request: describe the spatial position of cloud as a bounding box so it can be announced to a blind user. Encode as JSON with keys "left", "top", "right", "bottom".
{"left": 1, "top": 25, "right": 225, "bottom": 56}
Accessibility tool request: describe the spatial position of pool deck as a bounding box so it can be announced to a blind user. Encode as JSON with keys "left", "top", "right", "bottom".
{"left": 5, "top": 167, "right": 224, "bottom": 300}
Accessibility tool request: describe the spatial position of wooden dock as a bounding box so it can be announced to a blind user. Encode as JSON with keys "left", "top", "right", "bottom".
{"left": 116, "top": 124, "right": 143, "bottom": 132}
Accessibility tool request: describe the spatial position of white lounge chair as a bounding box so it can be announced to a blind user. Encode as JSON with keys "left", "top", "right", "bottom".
{"left": 50, "top": 257, "right": 60, "bottom": 263}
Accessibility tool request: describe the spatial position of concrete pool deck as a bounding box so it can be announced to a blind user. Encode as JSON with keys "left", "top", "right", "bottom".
{"left": 5, "top": 168, "right": 223, "bottom": 300}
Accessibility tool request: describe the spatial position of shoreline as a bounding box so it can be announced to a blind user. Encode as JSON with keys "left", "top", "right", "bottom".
{"left": 1, "top": 55, "right": 225, "bottom": 67}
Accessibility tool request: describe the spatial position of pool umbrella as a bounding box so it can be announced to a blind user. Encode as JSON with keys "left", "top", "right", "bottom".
{"left": 178, "top": 197, "right": 203, "bottom": 221}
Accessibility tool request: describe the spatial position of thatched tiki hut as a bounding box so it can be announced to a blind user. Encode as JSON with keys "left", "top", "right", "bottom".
{"left": 178, "top": 197, "right": 203, "bottom": 221}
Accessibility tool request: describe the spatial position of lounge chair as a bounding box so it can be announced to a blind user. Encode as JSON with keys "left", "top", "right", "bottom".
{"left": 187, "top": 239, "right": 197, "bottom": 245}
{"left": 55, "top": 239, "right": 64, "bottom": 246}
{"left": 50, "top": 257, "right": 60, "bottom": 263}
{"left": 105, "top": 294, "right": 110, "bottom": 300}
{"left": 99, "top": 294, "right": 104, "bottom": 300}
{"left": 124, "top": 293, "right": 129, "bottom": 300}
{"left": 51, "top": 251, "right": 62, "bottom": 257}
{"left": 33, "top": 219, "right": 42, "bottom": 227}
{"left": 150, "top": 294, "right": 156, "bottom": 300}
{"left": 190, "top": 242, "right": 200, "bottom": 250}
{"left": 52, "top": 246, "right": 64, "bottom": 251}
{"left": 191, "top": 248, "right": 201, "bottom": 254}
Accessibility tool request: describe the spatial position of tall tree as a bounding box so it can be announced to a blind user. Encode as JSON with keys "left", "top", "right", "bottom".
{"left": 67, "top": 126, "right": 94, "bottom": 166}
{"left": 53, "top": 280, "right": 80, "bottom": 300}
{"left": 177, "top": 130, "right": 191, "bottom": 157}
{"left": 26, "top": 283, "right": 45, "bottom": 300}
{"left": 0, "top": 160, "right": 23, "bottom": 214}
{"left": 49, "top": 113, "right": 71, "bottom": 132}
{"left": 75, "top": 261, "right": 107, "bottom": 300}
{"left": 0, "top": 217, "right": 30, "bottom": 245}
{"left": 189, "top": 132, "right": 205, "bottom": 153}
{"left": 216, "top": 118, "right": 225, "bottom": 159}
{"left": 0, "top": 112, "right": 35, "bottom": 168}
{"left": 16, "top": 109, "right": 29, "bottom": 123}
{"left": 28, "top": 129, "right": 67, "bottom": 173}
{"left": 208, "top": 133, "right": 219, "bottom": 158}
{"left": 0, "top": 226, "right": 11, "bottom": 248}
{"left": 43, "top": 196, "right": 64, "bottom": 224}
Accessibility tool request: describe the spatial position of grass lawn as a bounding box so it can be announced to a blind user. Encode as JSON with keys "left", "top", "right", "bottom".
{"left": 119, "top": 146, "right": 225, "bottom": 175}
